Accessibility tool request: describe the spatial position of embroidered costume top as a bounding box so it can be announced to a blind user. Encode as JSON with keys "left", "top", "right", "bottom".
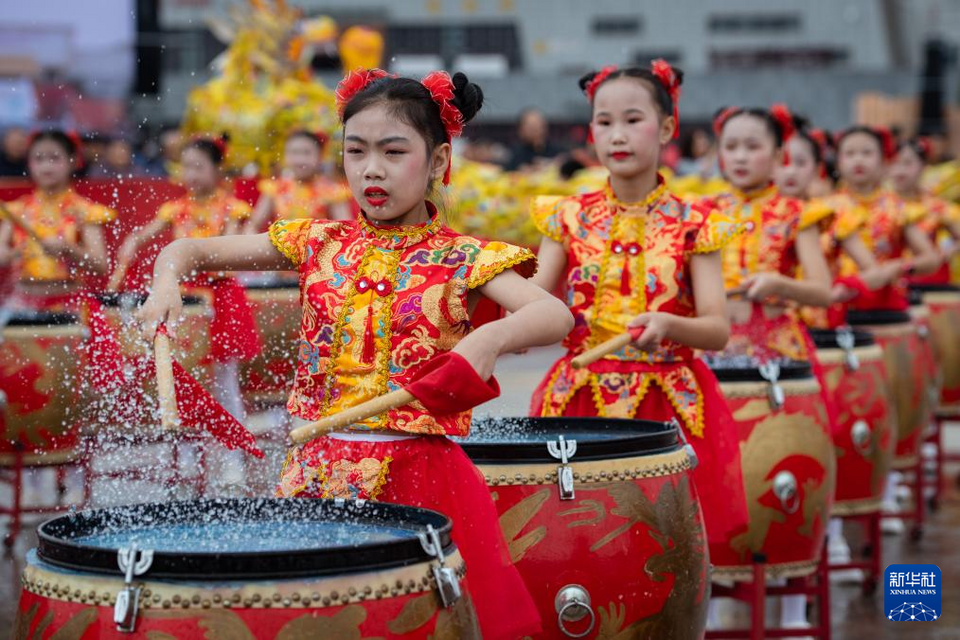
{"left": 157, "top": 189, "right": 252, "bottom": 239}
{"left": 530, "top": 177, "right": 740, "bottom": 435}
{"left": 257, "top": 176, "right": 351, "bottom": 221}
{"left": 269, "top": 203, "right": 535, "bottom": 437}
{"left": 7, "top": 188, "right": 115, "bottom": 281}
{"left": 905, "top": 194, "right": 960, "bottom": 241}
{"left": 699, "top": 184, "right": 829, "bottom": 290}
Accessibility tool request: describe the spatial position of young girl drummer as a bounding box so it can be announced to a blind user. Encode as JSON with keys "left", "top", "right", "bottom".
{"left": 527, "top": 61, "right": 749, "bottom": 550}
{"left": 138, "top": 68, "right": 570, "bottom": 638}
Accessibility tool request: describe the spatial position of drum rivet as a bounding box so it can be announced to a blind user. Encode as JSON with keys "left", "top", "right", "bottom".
{"left": 90, "top": 590, "right": 97, "bottom": 599}
{"left": 283, "top": 598, "right": 292, "bottom": 607}
{"left": 499, "top": 474, "right": 507, "bottom": 483}
{"left": 312, "top": 591, "right": 321, "bottom": 602}
{"left": 232, "top": 594, "right": 242, "bottom": 603}
{"left": 142, "top": 589, "right": 152, "bottom": 597}
{"left": 212, "top": 594, "right": 222, "bottom": 604}
{"left": 243, "top": 598, "right": 253, "bottom": 607}
{"left": 331, "top": 590, "right": 339, "bottom": 600}
{"left": 390, "top": 588, "right": 399, "bottom": 596}
{"left": 74, "top": 589, "right": 81, "bottom": 598}
{"left": 515, "top": 473, "right": 523, "bottom": 482}
{"left": 341, "top": 594, "right": 350, "bottom": 603}
{"left": 380, "top": 585, "right": 389, "bottom": 594}
{"left": 323, "top": 596, "right": 332, "bottom": 605}
{"left": 180, "top": 601, "right": 190, "bottom": 609}
{"left": 291, "top": 593, "right": 300, "bottom": 602}
{"left": 202, "top": 600, "right": 211, "bottom": 609}
{"left": 273, "top": 593, "right": 282, "bottom": 602}
{"left": 192, "top": 594, "right": 201, "bottom": 604}
{"left": 529, "top": 473, "right": 537, "bottom": 482}
{"left": 223, "top": 601, "right": 232, "bottom": 609}
{"left": 263, "top": 600, "right": 272, "bottom": 608}
{"left": 162, "top": 600, "right": 171, "bottom": 609}
{"left": 252, "top": 594, "right": 262, "bottom": 603}
{"left": 364, "top": 586, "right": 373, "bottom": 595}
{"left": 600, "top": 471, "right": 607, "bottom": 478}
{"left": 348, "top": 587, "right": 357, "bottom": 596}
{"left": 153, "top": 594, "right": 161, "bottom": 603}
{"left": 172, "top": 595, "right": 181, "bottom": 604}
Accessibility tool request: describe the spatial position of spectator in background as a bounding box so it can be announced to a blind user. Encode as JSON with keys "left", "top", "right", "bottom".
{"left": 0, "top": 127, "right": 30, "bottom": 178}
{"left": 103, "top": 138, "right": 138, "bottom": 176}
{"left": 505, "top": 107, "right": 564, "bottom": 171}
{"left": 675, "top": 125, "right": 719, "bottom": 179}
{"left": 80, "top": 133, "right": 110, "bottom": 178}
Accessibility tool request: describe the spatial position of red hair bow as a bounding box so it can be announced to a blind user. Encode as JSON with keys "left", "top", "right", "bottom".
{"left": 875, "top": 127, "right": 897, "bottom": 161}
{"left": 650, "top": 59, "right": 681, "bottom": 138}
{"left": 713, "top": 107, "right": 740, "bottom": 137}
{"left": 584, "top": 65, "right": 618, "bottom": 102}
{"left": 916, "top": 136, "right": 933, "bottom": 162}
{"left": 335, "top": 68, "right": 391, "bottom": 117}
{"left": 421, "top": 71, "right": 464, "bottom": 185}
{"left": 769, "top": 103, "right": 795, "bottom": 143}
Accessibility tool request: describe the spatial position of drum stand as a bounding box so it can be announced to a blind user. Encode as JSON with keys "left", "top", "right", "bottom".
{"left": 825, "top": 510, "right": 882, "bottom": 595}
{"left": 0, "top": 443, "right": 86, "bottom": 550}
{"left": 705, "top": 547, "right": 832, "bottom": 640}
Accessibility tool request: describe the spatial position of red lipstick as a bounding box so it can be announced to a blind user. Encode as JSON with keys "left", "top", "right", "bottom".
{"left": 364, "top": 186, "right": 388, "bottom": 207}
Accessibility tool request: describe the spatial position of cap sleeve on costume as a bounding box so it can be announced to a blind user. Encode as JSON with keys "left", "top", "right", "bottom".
{"left": 257, "top": 178, "right": 278, "bottom": 198}
{"left": 156, "top": 200, "right": 179, "bottom": 223}
{"left": 692, "top": 209, "right": 742, "bottom": 254}
{"left": 228, "top": 198, "right": 253, "bottom": 221}
{"left": 466, "top": 240, "right": 537, "bottom": 289}
{"left": 833, "top": 205, "right": 867, "bottom": 241}
{"left": 902, "top": 201, "right": 927, "bottom": 226}
{"left": 269, "top": 218, "right": 314, "bottom": 266}
{"left": 530, "top": 195, "right": 569, "bottom": 243}
{"left": 798, "top": 200, "right": 834, "bottom": 231}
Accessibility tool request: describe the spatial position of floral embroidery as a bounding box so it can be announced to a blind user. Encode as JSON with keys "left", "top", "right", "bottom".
{"left": 267, "top": 203, "right": 535, "bottom": 437}
{"left": 275, "top": 448, "right": 392, "bottom": 499}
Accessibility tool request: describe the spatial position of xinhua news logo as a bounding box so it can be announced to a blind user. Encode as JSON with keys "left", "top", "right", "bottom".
{"left": 884, "top": 564, "right": 941, "bottom": 622}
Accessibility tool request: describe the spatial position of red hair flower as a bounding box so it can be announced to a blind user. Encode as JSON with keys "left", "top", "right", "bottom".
{"left": 713, "top": 107, "right": 740, "bottom": 137}
{"left": 875, "top": 126, "right": 897, "bottom": 161}
{"left": 650, "top": 59, "right": 681, "bottom": 138}
{"left": 769, "top": 103, "right": 795, "bottom": 143}
{"left": 584, "top": 65, "right": 618, "bottom": 102}
{"left": 421, "top": 71, "right": 465, "bottom": 185}
{"left": 335, "top": 68, "right": 391, "bottom": 117}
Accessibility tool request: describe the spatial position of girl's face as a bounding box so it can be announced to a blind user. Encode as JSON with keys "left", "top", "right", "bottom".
{"left": 719, "top": 114, "right": 780, "bottom": 191}
{"left": 837, "top": 132, "right": 883, "bottom": 189}
{"left": 590, "top": 77, "right": 673, "bottom": 181}
{"left": 284, "top": 136, "right": 322, "bottom": 181}
{"left": 775, "top": 136, "right": 818, "bottom": 198}
{"left": 181, "top": 147, "right": 220, "bottom": 195}
{"left": 889, "top": 146, "right": 924, "bottom": 194}
{"left": 342, "top": 102, "right": 449, "bottom": 224}
{"left": 28, "top": 139, "right": 73, "bottom": 191}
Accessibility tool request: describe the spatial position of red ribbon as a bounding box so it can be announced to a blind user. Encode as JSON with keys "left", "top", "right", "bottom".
{"left": 650, "top": 59, "right": 681, "bottom": 138}
{"left": 335, "top": 68, "right": 393, "bottom": 117}
{"left": 584, "top": 65, "right": 618, "bottom": 102}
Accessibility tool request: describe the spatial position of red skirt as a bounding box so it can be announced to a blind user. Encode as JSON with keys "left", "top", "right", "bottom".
{"left": 275, "top": 435, "right": 542, "bottom": 639}
{"left": 530, "top": 356, "right": 749, "bottom": 546}
{"left": 185, "top": 275, "right": 261, "bottom": 362}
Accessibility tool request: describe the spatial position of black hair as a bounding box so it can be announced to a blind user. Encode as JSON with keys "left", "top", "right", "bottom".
{"left": 341, "top": 72, "right": 484, "bottom": 154}
{"left": 679, "top": 125, "right": 713, "bottom": 159}
{"left": 184, "top": 133, "right": 229, "bottom": 166}
{"left": 790, "top": 114, "right": 824, "bottom": 165}
{"left": 835, "top": 126, "right": 884, "bottom": 154}
{"left": 897, "top": 137, "right": 931, "bottom": 164}
{"left": 578, "top": 66, "right": 684, "bottom": 119}
{"left": 28, "top": 130, "right": 78, "bottom": 157}
{"left": 713, "top": 107, "right": 789, "bottom": 147}
{"left": 286, "top": 129, "right": 327, "bottom": 149}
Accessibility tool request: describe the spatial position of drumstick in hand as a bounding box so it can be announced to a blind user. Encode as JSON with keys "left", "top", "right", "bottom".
{"left": 107, "top": 260, "right": 129, "bottom": 292}
{"left": 571, "top": 326, "right": 644, "bottom": 370}
{"left": 289, "top": 389, "right": 414, "bottom": 444}
{"left": 154, "top": 328, "right": 181, "bottom": 430}
{"left": 0, "top": 202, "right": 44, "bottom": 245}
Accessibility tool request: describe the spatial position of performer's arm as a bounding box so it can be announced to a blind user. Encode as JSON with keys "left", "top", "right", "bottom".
{"left": 529, "top": 236, "right": 567, "bottom": 294}
{"left": 903, "top": 224, "right": 942, "bottom": 275}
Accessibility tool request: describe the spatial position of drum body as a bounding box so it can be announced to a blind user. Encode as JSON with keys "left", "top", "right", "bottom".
{"left": 848, "top": 309, "right": 933, "bottom": 468}
{"left": 239, "top": 282, "right": 300, "bottom": 406}
{"left": 461, "top": 417, "right": 708, "bottom": 640}
{"left": 912, "top": 284, "right": 960, "bottom": 413}
{"left": 0, "top": 311, "right": 87, "bottom": 465}
{"left": 100, "top": 293, "right": 213, "bottom": 383}
{"left": 16, "top": 498, "right": 479, "bottom": 639}
{"left": 709, "top": 360, "right": 835, "bottom": 580}
{"left": 809, "top": 329, "right": 895, "bottom": 514}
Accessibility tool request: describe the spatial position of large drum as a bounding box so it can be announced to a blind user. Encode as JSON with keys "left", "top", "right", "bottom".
{"left": 809, "top": 329, "right": 895, "bottom": 515}
{"left": 0, "top": 310, "right": 87, "bottom": 465}
{"left": 239, "top": 280, "right": 300, "bottom": 406}
{"left": 911, "top": 284, "right": 960, "bottom": 413}
{"left": 847, "top": 309, "right": 933, "bottom": 468}
{"left": 460, "top": 416, "right": 708, "bottom": 640}
{"left": 17, "top": 498, "right": 479, "bottom": 638}
{"left": 709, "top": 359, "right": 835, "bottom": 580}
{"left": 99, "top": 292, "right": 213, "bottom": 383}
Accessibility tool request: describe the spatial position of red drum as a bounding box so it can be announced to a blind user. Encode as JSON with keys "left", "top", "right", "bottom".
{"left": 461, "top": 417, "right": 708, "bottom": 639}
{"left": 17, "top": 498, "right": 480, "bottom": 638}
{"left": 0, "top": 310, "right": 87, "bottom": 465}
{"left": 239, "top": 281, "right": 300, "bottom": 406}
{"left": 848, "top": 309, "right": 933, "bottom": 468}
{"left": 809, "top": 329, "right": 895, "bottom": 515}
{"left": 911, "top": 284, "right": 960, "bottom": 414}
{"left": 709, "top": 359, "right": 835, "bottom": 580}
{"left": 99, "top": 293, "right": 213, "bottom": 383}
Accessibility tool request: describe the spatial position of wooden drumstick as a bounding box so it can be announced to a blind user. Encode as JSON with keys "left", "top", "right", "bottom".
{"left": 571, "top": 326, "right": 644, "bottom": 370}
{"left": 289, "top": 389, "right": 414, "bottom": 444}
{"left": 154, "top": 330, "right": 181, "bottom": 430}
{"left": 0, "top": 202, "right": 44, "bottom": 245}
{"left": 107, "top": 260, "right": 129, "bottom": 292}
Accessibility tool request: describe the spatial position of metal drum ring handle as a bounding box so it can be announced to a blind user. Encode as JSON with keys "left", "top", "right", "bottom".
{"left": 557, "top": 600, "right": 596, "bottom": 638}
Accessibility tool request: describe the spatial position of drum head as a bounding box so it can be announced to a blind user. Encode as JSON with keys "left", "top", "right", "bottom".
{"left": 98, "top": 292, "right": 204, "bottom": 307}
{"left": 808, "top": 328, "right": 875, "bottom": 349}
{"left": 705, "top": 357, "right": 812, "bottom": 382}
{"left": 846, "top": 309, "right": 912, "bottom": 326}
{"left": 459, "top": 416, "right": 678, "bottom": 463}
{"left": 5, "top": 310, "right": 78, "bottom": 326}
{"left": 37, "top": 498, "right": 453, "bottom": 580}
{"left": 909, "top": 283, "right": 960, "bottom": 294}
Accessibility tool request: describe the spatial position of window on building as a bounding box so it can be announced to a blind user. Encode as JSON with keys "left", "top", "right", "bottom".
{"left": 633, "top": 50, "right": 682, "bottom": 66}
{"left": 387, "top": 23, "right": 521, "bottom": 69}
{"left": 708, "top": 14, "right": 801, "bottom": 33}
{"left": 592, "top": 16, "right": 642, "bottom": 36}
{"left": 710, "top": 48, "right": 849, "bottom": 69}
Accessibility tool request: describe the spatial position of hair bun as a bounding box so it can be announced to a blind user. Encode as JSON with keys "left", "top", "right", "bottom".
{"left": 577, "top": 71, "right": 598, "bottom": 95}
{"left": 450, "top": 72, "right": 484, "bottom": 123}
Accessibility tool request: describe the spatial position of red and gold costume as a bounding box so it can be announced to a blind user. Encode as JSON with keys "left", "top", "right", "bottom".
{"left": 528, "top": 177, "right": 748, "bottom": 544}
{"left": 267, "top": 205, "right": 540, "bottom": 638}
{"left": 155, "top": 189, "right": 260, "bottom": 361}
{"left": 702, "top": 184, "right": 830, "bottom": 360}
{"left": 7, "top": 188, "right": 114, "bottom": 283}
{"left": 257, "top": 176, "right": 350, "bottom": 222}
{"left": 905, "top": 193, "right": 960, "bottom": 286}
